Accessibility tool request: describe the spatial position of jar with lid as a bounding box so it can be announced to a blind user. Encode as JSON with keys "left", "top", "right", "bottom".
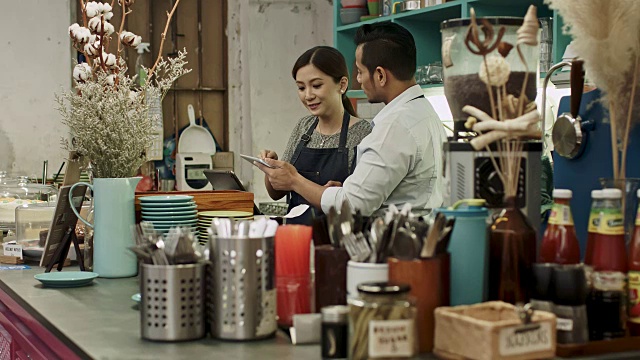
{"left": 587, "top": 271, "right": 627, "bottom": 340}
{"left": 321, "top": 305, "right": 349, "bottom": 359}
{"left": 348, "top": 282, "right": 417, "bottom": 360}
{"left": 591, "top": 188, "right": 627, "bottom": 272}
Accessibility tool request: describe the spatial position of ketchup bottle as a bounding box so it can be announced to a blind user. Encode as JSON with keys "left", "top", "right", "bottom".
{"left": 585, "top": 190, "right": 603, "bottom": 265}
{"left": 592, "top": 188, "right": 627, "bottom": 273}
{"left": 539, "top": 189, "right": 581, "bottom": 264}
{"left": 628, "top": 189, "right": 640, "bottom": 336}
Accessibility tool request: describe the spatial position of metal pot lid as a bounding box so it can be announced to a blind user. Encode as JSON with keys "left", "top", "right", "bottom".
{"left": 552, "top": 113, "right": 583, "bottom": 159}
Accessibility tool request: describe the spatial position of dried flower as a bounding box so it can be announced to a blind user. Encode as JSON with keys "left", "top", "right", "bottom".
{"left": 120, "top": 31, "right": 142, "bottom": 47}
{"left": 57, "top": 0, "right": 189, "bottom": 179}
{"left": 72, "top": 63, "right": 92, "bottom": 82}
{"left": 479, "top": 55, "right": 511, "bottom": 87}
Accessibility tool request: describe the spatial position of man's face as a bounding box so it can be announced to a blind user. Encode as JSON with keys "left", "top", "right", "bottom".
{"left": 355, "top": 44, "right": 383, "bottom": 104}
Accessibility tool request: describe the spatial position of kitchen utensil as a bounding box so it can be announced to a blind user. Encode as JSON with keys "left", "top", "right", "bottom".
{"left": 552, "top": 59, "right": 588, "bottom": 159}
{"left": 421, "top": 212, "right": 445, "bottom": 258}
{"left": 328, "top": 207, "right": 341, "bottom": 247}
{"left": 434, "top": 218, "right": 455, "bottom": 256}
{"left": 281, "top": 204, "right": 309, "bottom": 219}
{"left": 390, "top": 227, "right": 420, "bottom": 260}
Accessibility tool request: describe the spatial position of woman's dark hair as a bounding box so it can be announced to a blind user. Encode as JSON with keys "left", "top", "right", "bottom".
{"left": 292, "top": 46, "right": 357, "bottom": 117}
{"left": 354, "top": 22, "right": 416, "bottom": 81}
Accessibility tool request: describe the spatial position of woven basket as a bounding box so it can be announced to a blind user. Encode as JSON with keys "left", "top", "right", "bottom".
{"left": 434, "top": 301, "right": 556, "bottom": 360}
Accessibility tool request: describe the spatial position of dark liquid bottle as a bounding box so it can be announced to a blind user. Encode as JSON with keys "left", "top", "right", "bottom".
{"left": 539, "top": 189, "right": 581, "bottom": 264}
{"left": 488, "top": 197, "right": 537, "bottom": 304}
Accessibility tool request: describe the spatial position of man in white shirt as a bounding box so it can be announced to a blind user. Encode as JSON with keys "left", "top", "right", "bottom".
{"left": 258, "top": 22, "right": 447, "bottom": 215}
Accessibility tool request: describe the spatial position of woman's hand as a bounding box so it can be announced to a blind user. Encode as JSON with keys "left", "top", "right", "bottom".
{"left": 256, "top": 159, "right": 298, "bottom": 191}
{"left": 260, "top": 149, "right": 278, "bottom": 160}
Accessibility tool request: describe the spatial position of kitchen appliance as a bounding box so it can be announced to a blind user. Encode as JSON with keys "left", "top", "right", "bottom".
{"left": 176, "top": 104, "right": 217, "bottom": 191}
{"left": 442, "top": 141, "right": 542, "bottom": 228}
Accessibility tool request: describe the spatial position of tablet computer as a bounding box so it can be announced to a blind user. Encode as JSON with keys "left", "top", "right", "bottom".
{"left": 203, "top": 169, "right": 246, "bottom": 191}
{"left": 240, "top": 154, "right": 276, "bottom": 169}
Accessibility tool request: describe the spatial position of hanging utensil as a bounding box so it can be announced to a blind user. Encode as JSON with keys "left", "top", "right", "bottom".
{"left": 421, "top": 212, "right": 446, "bottom": 258}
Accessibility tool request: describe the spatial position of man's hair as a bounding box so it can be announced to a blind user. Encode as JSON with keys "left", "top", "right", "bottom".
{"left": 354, "top": 22, "right": 416, "bottom": 81}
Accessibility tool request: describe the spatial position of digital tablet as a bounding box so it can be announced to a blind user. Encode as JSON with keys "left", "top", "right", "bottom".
{"left": 240, "top": 154, "right": 276, "bottom": 169}
{"left": 203, "top": 169, "right": 246, "bottom": 191}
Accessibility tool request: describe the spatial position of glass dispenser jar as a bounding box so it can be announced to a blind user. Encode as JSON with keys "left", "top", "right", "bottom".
{"left": 348, "top": 282, "right": 417, "bottom": 360}
{"left": 441, "top": 17, "right": 540, "bottom": 121}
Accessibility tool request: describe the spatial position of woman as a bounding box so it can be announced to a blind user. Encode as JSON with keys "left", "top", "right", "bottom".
{"left": 260, "top": 46, "right": 371, "bottom": 224}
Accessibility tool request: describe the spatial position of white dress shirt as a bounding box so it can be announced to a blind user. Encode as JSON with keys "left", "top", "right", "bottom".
{"left": 321, "top": 85, "right": 447, "bottom": 215}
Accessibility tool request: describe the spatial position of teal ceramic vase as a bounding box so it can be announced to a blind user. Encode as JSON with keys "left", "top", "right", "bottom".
{"left": 70, "top": 177, "right": 141, "bottom": 278}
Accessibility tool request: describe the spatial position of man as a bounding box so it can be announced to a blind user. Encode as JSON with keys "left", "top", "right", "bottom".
{"left": 257, "top": 22, "right": 447, "bottom": 215}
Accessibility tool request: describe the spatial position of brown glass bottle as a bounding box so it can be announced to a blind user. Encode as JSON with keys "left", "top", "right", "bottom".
{"left": 488, "top": 197, "right": 537, "bottom": 304}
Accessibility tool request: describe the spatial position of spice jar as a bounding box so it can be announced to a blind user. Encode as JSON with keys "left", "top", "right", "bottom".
{"left": 348, "top": 282, "right": 417, "bottom": 360}
{"left": 321, "top": 305, "right": 349, "bottom": 359}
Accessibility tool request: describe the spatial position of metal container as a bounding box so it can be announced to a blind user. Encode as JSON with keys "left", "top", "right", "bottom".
{"left": 140, "top": 263, "right": 206, "bottom": 341}
{"left": 208, "top": 235, "right": 276, "bottom": 340}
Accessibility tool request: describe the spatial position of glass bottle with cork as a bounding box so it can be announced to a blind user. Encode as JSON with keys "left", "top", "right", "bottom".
{"left": 628, "top": 189, "right": 640, "bottom": 336}
{"left": 539, "top": 189, "right": 581, "bottom": 264}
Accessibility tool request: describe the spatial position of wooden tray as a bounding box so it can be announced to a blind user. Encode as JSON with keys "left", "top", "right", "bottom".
{"left": 556, "top": 336, "right": 640, "bottom": 358}
{"left": 135, "top": 190, "right": 254, "bottom": 221}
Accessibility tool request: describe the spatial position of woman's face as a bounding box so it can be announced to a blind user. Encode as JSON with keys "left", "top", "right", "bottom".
{"left": 295, "top": 64, "right": 345, "bottom": 118}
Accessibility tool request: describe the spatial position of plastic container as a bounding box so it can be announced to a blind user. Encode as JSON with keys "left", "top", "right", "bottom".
{"left": 441, "top": 17, "right": 539, "bottom": 121}
{"left": 437, "top": 199, "right": 488, "bottom": 306}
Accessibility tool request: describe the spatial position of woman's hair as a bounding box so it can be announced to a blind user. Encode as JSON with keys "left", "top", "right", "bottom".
{"left": 292, "top": 46, "right": 357, "bottom": 117}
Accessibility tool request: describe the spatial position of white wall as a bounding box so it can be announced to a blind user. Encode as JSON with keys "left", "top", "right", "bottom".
{"left": 0, "top": 0, "right": 72, "bottom": 177}
{"left": 228, "top": 0, "right": 334, "bottom": 204}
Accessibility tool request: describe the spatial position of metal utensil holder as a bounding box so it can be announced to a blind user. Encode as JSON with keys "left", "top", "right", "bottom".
{"left": 140, "top": 263, "right": 205, "bottom": 341}
{"left": 208, "top": 235, "right": 276, "bottom": 340}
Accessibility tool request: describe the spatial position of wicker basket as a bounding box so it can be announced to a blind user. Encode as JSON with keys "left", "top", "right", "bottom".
{"left": 434, "top": 301, "right": 556, "bottom": 360}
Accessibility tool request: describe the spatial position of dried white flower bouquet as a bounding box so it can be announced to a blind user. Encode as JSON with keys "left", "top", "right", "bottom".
{"left": 545, "top": 0, "right": 640, "bottom": 180}
{"left": 56, "top": 0, "right": 190, "bottom": 178}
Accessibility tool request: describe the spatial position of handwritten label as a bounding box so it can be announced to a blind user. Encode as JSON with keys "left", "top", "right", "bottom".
{"left": 368, "top": 319, "right": 415, "bottom": 358}
{"left": 557, "top": 318, "right": 574, "bottom": 331}
{"left": 499, "top": 322, "right": 552, "bottom": 357}
{"left": 3, "top": 243, "right": 23, "bottom": 259}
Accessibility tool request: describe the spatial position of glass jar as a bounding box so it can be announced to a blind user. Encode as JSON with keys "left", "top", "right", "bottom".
{"left": 321, "top": 305, "right": 349, "bottom": 359}
{"left": 15, "top": 202, "right": 56, "bottom": 246}
{"left": 592, "top": 189, "right": 627, "bottom": 272}
{"left": 348, "top": 282, "right": 417, "bottom": 360}
{"left": 441, "top": 17, "right": 540, "bottom": 121}
{"left": 539, "top": 189, "right": 581, "bottom": 264}
{"left": 587, "top": 271, "right": 627, "bottom": 340}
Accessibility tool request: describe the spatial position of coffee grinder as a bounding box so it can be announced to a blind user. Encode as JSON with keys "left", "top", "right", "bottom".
{"left": 440, "top": 16, "right": 542, "bottom": 228}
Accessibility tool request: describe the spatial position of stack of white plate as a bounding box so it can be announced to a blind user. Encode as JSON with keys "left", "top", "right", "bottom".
{"left": 196, "top": 210, "right": 253, "bottom": 244}
{"left": 140, "top": 195, "right": 197, "bottom": 234}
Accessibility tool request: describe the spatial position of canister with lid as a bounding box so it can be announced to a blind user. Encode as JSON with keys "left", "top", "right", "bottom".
{"left": 321, "top": 305, "right": 349, "bottom": 359}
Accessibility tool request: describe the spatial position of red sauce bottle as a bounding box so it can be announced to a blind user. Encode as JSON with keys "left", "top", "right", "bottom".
{"left": 591, "top": 188, "right": 627, "bottom": 273}
{"left": 585, "top": 190, "right": 603, "bottom": 265}
{"left": 539, "top": 189, "right": 581, "bottom": 264}
{"left": 628, "top": 189, "right": 640, "bottom": 336}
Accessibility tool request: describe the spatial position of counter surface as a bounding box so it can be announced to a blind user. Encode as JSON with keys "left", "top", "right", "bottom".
{"left": 1, "top": 265, "right": 639, "bottom": 360}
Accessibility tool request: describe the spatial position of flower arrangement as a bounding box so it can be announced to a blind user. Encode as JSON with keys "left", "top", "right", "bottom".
{"left": 545, "top": 0, "right": 640, "bottom": 180}
{"left": 56, "top": 0, "right": 191, "bottom": 178}
{"left": 461, "top": 6, "right": 541, "bottom": 199}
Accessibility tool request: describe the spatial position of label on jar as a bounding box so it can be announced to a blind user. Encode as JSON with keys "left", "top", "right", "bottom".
{"left": 596, "top": 209, "right": 625, "bottom": 235}
{"left": 549, "top": 204, "right": 574, "bottom": 226}
{"left": 629, "top": 271, "right": 640, "bottom": 324}
{"left": 498, "top": 322, "right": 553, "bottom": 357}
{"left": 556, "top": 318, "right": 574, "bottom": 331}
{"left": 368, "top": 319, "right": 415, "bottom": 358}
{"left": 636, "top": 206, "right": 640, "bottom": 226}
{"left": 588, "top": 210, "right": 599, "bottom": 233}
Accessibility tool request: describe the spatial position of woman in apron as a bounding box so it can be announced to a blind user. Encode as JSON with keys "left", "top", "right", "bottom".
{"left": 260, "top": 46, "right": 371, "bottom": 224}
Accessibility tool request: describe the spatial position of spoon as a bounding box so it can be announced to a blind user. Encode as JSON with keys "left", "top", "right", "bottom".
{"left": 281, "top": 204, "right": 309, "bottom": 219}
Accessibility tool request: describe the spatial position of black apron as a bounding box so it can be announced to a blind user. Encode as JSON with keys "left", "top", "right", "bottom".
{"left": 287, "top": 111, "right": 355, "bottom": 225}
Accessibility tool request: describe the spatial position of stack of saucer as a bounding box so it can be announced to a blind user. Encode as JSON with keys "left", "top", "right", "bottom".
{"left": 140, "top": 195, "right": 197, "bottom": 234}
{"left": 196, "top": 210, "right": 253, "bottom": 244}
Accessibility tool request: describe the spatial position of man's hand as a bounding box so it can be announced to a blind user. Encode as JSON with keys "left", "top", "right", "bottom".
{"left": 255, "top": 159, "right": 298, "bottom": 191}
{"left": 259, "top": 149, "right": 278, "bottom": 160}
{"left": 324, "top": 180, "right": 342, "bottom": 188}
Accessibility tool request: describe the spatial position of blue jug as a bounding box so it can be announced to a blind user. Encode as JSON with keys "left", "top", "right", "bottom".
{"left": 437, "top": 199, "right": 489, "bottom": 306}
